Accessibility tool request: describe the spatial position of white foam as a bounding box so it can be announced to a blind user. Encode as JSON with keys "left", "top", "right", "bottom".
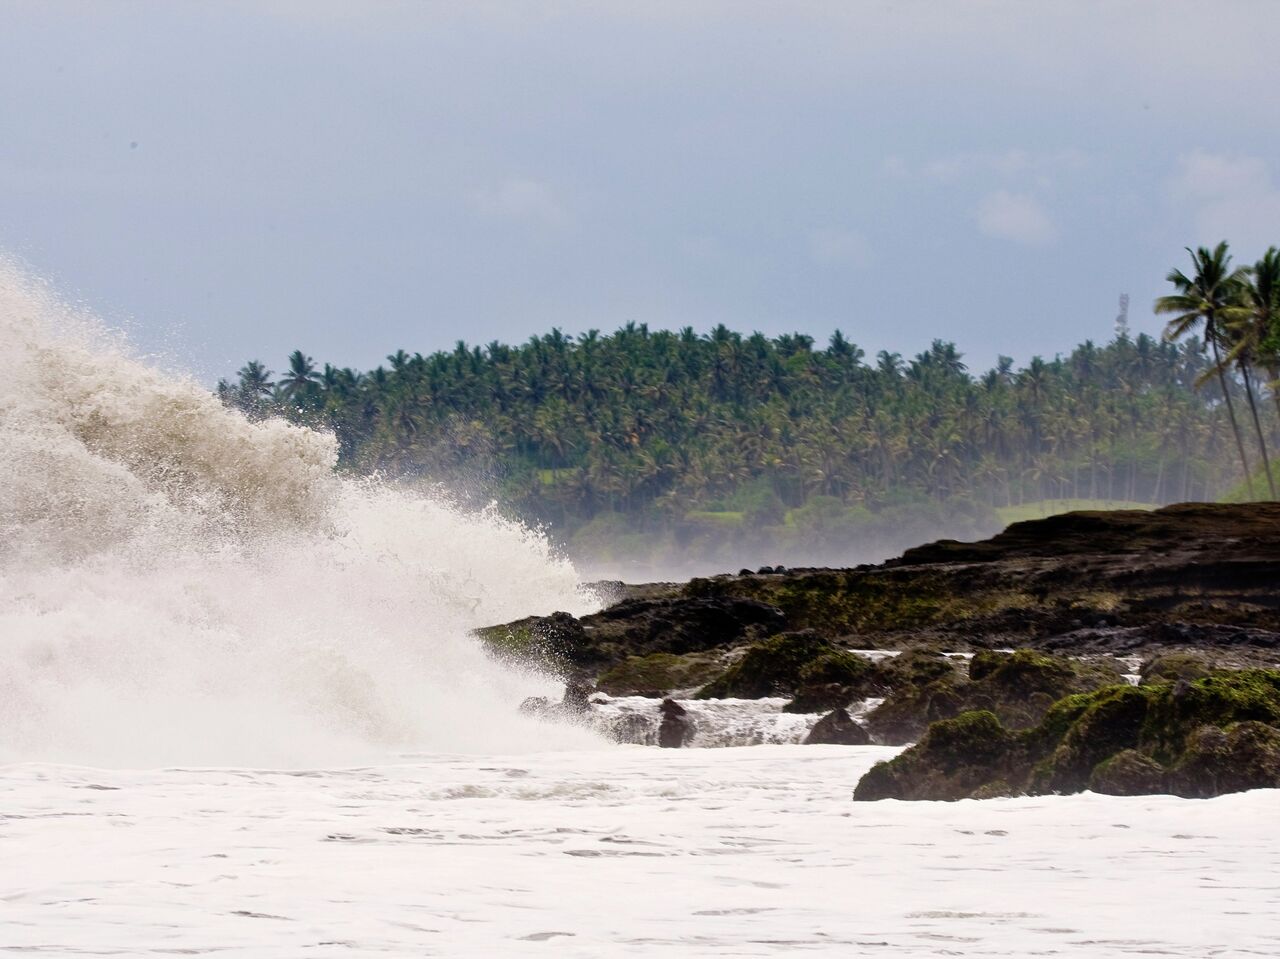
{"left": 1, "top": 750, "right": 1275, "bottom": 956}
{"left": 0, "top": 261, "right": 604, "bottom": 766}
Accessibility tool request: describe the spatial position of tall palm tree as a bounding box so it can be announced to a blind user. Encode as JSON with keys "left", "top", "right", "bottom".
{"left": 1222, "top": 247, "right": 1280, "bottom": 498}
{"left": 278, "top": 350, "right": 321, "bottom": 404}
{"left": 1236, "top": 247, "right": 1280, "bottom": 419}
{"left": 1156, "top": 243, "right": 1254, "bottom": 499}
{"left": 235, "top": 360, "right": 274, "bottom": 398}
{"left": 1218, "top": 253, "right": 1278, "bottom": 497}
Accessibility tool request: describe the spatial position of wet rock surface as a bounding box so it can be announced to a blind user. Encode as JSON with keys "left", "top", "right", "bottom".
{"left": 657, "top": 698, "right": 696, "bottom": 748}
{"left": 803, "top": 707, "right": 870, "bottom": 745}
{"left": 865, "top": 649, "right": 1124, "bottom": 746}
{"left": 483, "top": 503, "right": 1280, "bottom": 797}
{"left": 481, "top": 503, "right": 1280, "bottom": 680}
{"left": 854, "top": 669, "right": 1280, "bottom": 801}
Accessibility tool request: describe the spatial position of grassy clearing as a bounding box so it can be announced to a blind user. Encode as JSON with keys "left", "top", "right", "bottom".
{"left": 682, "top": 510, "right": 746, "bottom": 527}
{"left": 995, "top": 499, "right": 1155, "bottom": 526}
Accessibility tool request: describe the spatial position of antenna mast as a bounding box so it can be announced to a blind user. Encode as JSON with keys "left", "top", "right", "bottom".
{"left": 1115, "top": 293, "right": 1130, "bottom": 339}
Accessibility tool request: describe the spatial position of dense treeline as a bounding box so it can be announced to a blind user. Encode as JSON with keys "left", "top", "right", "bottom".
{"left": 218, "top": 242, "right": 1280, "bottom": 571}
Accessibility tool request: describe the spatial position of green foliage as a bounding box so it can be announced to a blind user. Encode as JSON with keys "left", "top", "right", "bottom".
{"left": 221, "top": 323, "right": 1261, "bottom": 564}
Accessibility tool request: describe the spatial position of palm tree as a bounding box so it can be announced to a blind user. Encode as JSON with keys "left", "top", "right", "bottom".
{"left": 1156, "top": 243, "right": 1254, "bottom": 499}
{"left": 1213, "top": 263, "right": 1274, "bottom": 496}
{"left": 236, "top": 360, "right": 274, "bottom": 398}
{"left": 1220, "top": 250, "right": 1279, "bottom": 497}
{"left": 278, "top": 350, "right": 321, "bottom": 405}
{"left": 1236, "top": 247, "right": 1280, "bottom": 420}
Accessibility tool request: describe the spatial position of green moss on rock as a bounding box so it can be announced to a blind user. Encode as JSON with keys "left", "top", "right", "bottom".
{"left": 595, "top": 652, "right": 725, "bottom": 697}
{"left": 855, "top": 669, "right": 1280, "bottom": 802}
{"left": 1088, "top": 749, "right": 1167, "bottom": 796}
{"left": 1166, "top": 721, "right": 1280, "bottom": 797}
{"left": 854, "top": 711, "right": 1015, "bottom": 802}
{"left": 696, "top": 631, "right": 869, "bottom": 699}
{"left": 866, "top": 649, "right": 1121, "bottom": 746}
{"left": 1139, "top": 652, "right": 1213, "bottom": 685}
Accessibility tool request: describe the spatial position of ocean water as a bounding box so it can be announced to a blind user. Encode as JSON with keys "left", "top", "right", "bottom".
{"left": 4, "top": 749, "right": 1279, "bottom": 957}
{"left": 2, "top": 262, "right": 1278, "bottom": 956}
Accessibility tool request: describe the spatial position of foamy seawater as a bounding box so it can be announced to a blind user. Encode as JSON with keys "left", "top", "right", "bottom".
{"left": 3, "top": 749, "right": 1278, "bottom": 957}
{"left": 0, "top": 260, "right": 602, "bottom": 767}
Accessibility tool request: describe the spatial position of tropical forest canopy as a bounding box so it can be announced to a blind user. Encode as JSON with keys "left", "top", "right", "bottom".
{"left": 220, "top": 243, "right": 1280, "bottom": 576}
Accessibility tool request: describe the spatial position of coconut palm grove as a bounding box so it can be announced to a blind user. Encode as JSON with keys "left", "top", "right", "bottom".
{"left": 219, "top": 243, "right": 1280, "bottom": 569}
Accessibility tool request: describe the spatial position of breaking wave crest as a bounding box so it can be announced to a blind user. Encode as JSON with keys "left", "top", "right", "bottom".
{"left": 0, "top": 261, "right": 603, "bottom": 766}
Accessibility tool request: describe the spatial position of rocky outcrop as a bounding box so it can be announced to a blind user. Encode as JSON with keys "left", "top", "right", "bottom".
{"left": 595, "top": 652, "right": 726, "bottom": 697}
{"left": 476, "top": 596, "right": 785, "bottom": 676}
{"left": 481, "top": 504, "right": 1280, "bottom": 695}
{"left": 658, "top": 698, "right": 695, "bottom": 748}
{"left": 853, "top": 669, "right": 1280, "bottom": 801}
{"left": 489, "top": 503, "right": 1280, "bottom": 794}
{"left": 865, "top": 649, "right": 1123, "bottom": 745}
{"left": 696, "top": 631, "right": 874, "bottom": 701}
{"left": 803, "top": 707, "right": 870, "bottom": 745}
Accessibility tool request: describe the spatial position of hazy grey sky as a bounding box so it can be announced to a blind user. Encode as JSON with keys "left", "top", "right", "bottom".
{"left": 3, "top": 1, "right": 1279, "bottom": 381}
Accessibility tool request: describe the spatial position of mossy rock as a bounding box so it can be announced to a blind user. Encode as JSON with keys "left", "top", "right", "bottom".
{"left": 595, "top": 652, "right": 725, "bottom": 697}
{"left": 877, "top": 649, "right": 964, "bottom": 689}
{"left": 696, "top": 631, "right": 870, "bottom": 699}
{"left": 1031, "top": 684, "right": 1153, "bottom": 793}
{"left": 1088, "top": 749, "right": 1167, "bottom": 796}
{"left": 968, "top": 779, "right": 1019, "bottom": 799}
{"left": 1166, "top": 721, "right": 1280, "bottom": 797}
{"left": 854, "top": 711, "right": 1015, "bottom": 801}
{"left": 1140, "top": 652, "right": 1213, "bottom": 685}
{"left": 781, "top": 650, "right": 879, "bottom": 712}
{"left": 856, "top": 669, "right": 1280, "bottom": 801}
{"left": 864, "top": 677, "right": 966, "bottom": 745}
{"left": 803, "top": 707, "right": 871, "bottom": 745}
{"left": 1139, "top": 670, "right": 1280, "bottom": 763}
{"left": 866, "top": 649, "right": 1121, "bottom": 746}
{"left": 472, "top": 611, "right": 585, "bottom": 669}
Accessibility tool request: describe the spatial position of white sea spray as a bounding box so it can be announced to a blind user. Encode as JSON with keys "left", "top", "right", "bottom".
{"left": 0, "top": 261, "right": 603, "bottom": 766}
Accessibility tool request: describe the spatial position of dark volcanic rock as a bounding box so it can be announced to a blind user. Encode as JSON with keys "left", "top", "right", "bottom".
{"left": 478, "top": 597, "right": 786, "bottom": 676}
{"left": 803, "top": 707, "right": 870, "bottom": 745}
{"left": 696, "top": 631, "right": 873, "bottom": 700}
{"left": 892, "top": 501, "right": 1280, "bottom": 566}
{"left": 1139, "top": 651, "right": 1214, "bottom": 684}
{"left": 658, "top": 698, "right": 695, "bottom": 748}
{"left": 854, "top": 710, "right": 1015, "bottom": 801}
{"left": 685, "top": 503, "right": 1280, "bottom": 652}
{"left": 1040, "top": 623, "right": 1280, "bottom": 656}
{"left": 595, "top": 652, "right": 726, "bottom": 697}
{"left": 855, "top": 669, "right": 1280, "bottom": 801}
{"left": 1088, "top": 749, "right": 1168, "bottom": 795}
{"left": 1167, "top": 721, "right": 1280, "bottom": 797}
{"left": 480, "top": 502, "right": 1280, "bottom": 705}
{"left": 865, "top": 649, "right": 1122, "bottom": 746}
{"left": 561, "top": 680, "right": 593, "bottom": 714}
{"left": 785, "top": 682, "right": 858, "bottom": 714}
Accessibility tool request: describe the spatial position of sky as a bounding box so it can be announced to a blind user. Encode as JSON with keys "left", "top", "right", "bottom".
{"left": 2, "top": 1, "right": 1280, "bottom": 383}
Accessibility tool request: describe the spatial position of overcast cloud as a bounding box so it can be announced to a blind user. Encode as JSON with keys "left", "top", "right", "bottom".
{"left": 2, "top": 1, "right": 1279, "bottom": 381}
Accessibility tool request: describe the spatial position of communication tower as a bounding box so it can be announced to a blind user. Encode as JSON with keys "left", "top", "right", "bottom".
{"left": 1115, "top": 293, "right": 1130, "bottom": 339}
